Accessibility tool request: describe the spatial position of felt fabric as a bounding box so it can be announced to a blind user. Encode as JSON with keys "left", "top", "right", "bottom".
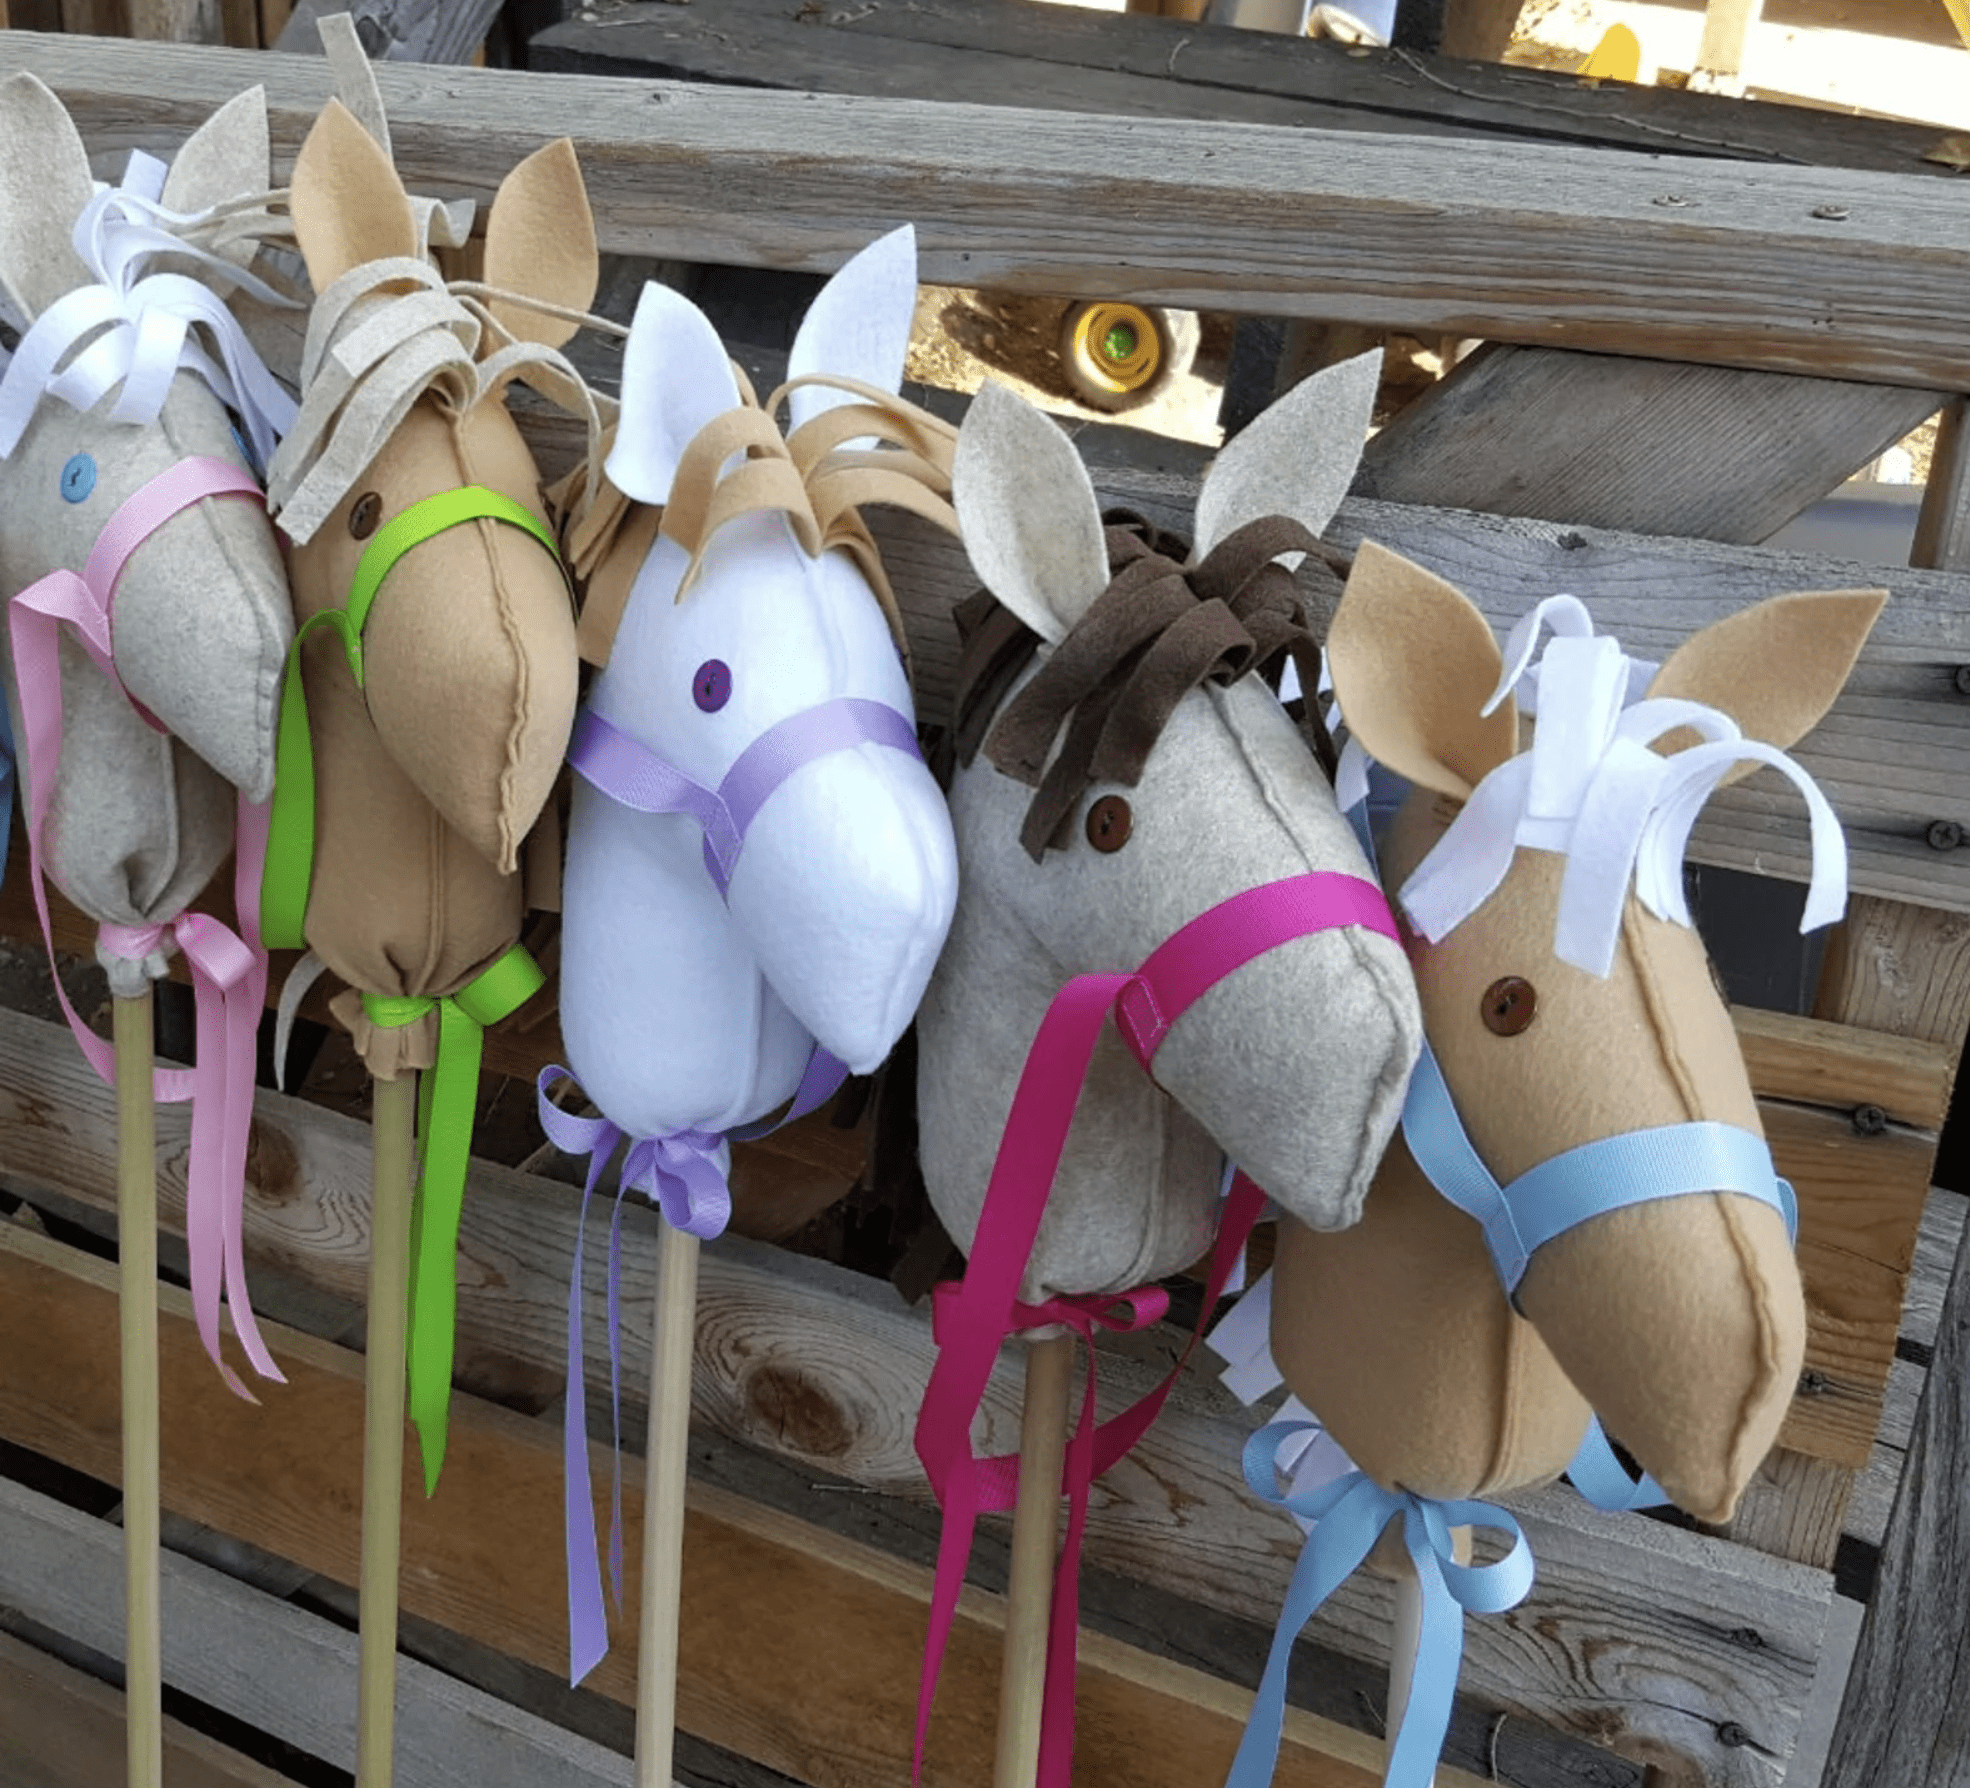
{"left": 1308, "top": 549, "right": 1883, "bottom": 1519}
{"left": 560, "top": 228, "right": 961, "bottom": 1144}
{"left": 919, "top": 363, "right": 1421, "bottom": 1301}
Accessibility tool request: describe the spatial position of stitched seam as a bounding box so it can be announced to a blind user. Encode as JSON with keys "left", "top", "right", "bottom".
{"left": 455, "top": 414, "right": 531, "bottom": 875}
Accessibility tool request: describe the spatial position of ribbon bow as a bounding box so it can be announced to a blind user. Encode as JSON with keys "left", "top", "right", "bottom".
{"left": 363, "top": 942, "right": 546, "bottom": 1492}
{"left": 1226, "top": 1423, "right": 1535, "bottom": 1788}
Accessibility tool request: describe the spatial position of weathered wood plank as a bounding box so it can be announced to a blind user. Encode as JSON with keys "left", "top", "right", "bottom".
{"left": 1733, "top": 1008, "right": 1955, "bottom": 1131}
{"left": 0, "top": 1219, "right": 1454, "bottom": 1788}
{"left": 9, "top": 31, "right": 1970, "bottom": 388}
{"left": 0, "top": 1475, "right": 635, "bottom": 1788}
{"left": 1354, "top": 346, "right": 1939, "bottom": 544}
{"left": 1823, "top": 1196, "right": 1970, "bottom": 1783}
{"left": 1914, "top": 396, "right": 1970, "bottom": 574}
{"left": 0, "top": 1009, "right": 1834, "bottom": 1781}
{"left": 274, "top": 0, "right": 506, "bottom": 60}
{"left": 0, "top": 1628, "right": 290, "bottom": 1788}
{"left": 124, "top": 0, "right": 221, "bottom": 40}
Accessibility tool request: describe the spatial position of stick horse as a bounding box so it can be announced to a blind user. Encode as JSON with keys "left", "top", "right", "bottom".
{"left": 1220, "top": 548, "right": 1884, "bottom": 1787}
{"left": 913, "top": 363, "right": 1424, "bottom": 1788}
{"left": 0, "top": 75, "right": 300, "bottom": 1788}
{"left": 258, "top": 93, "right": 597, "bottom": 1787}
{"left": 544, "top": 224, "right": 962, "bottom": 1788}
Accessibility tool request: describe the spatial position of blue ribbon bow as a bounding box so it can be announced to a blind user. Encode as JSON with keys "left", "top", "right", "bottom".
{"left": 1226, "top": 1423, "right": 1536, "bottom": 1788}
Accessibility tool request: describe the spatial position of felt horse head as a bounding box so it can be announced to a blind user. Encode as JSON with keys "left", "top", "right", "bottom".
{"left": 918, "top": 361, "right": 1423, "bottom": 1302}
{"left": 262, "top": 97, "right": 593, "bottom": 1044}
{"left": 1276, "top": 545, "right": 1884, "bottom": 1519}
{"left": 557, "top": 225, "right": 961, "bottom": 1149}
{"left": 0, "top": 74, "right": 293, "bottom": 931}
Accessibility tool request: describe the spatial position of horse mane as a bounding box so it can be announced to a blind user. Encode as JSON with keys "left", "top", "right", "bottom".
{"left": 948, "top": 511, "right": 1349, "bottom": 860}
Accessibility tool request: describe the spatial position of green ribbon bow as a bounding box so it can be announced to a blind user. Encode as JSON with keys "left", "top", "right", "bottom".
{"left": 365, "top": 940, "right": 547, "bottom": 1492}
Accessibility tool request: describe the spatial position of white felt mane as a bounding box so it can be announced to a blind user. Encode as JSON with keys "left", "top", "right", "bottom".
{"left": 559, "top": 227, "right": 958, "bottom": 1142}
{"left": 918, "top": 359, "right": 1423, "bottom": 1300}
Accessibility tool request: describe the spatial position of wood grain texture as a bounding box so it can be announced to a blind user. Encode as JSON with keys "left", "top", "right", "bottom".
{"left": 0, "top": 1007, "right": 1833, "bottom": 1782}
{"left": 1913, "top": 396, "right": 1970, "bottom": 575}
{"left": 0, "top": 1628, "right": 290, "bottom": 1788}
{"left": 0, "top": 1220, "right": 1451, "bottom": 1788}
{"left": 1732, "top": 1008, "right": 1955, "bottom": 1130}
{"left": 1354, "top": 346, "right": 1939, "bottom": 543}
{"left": 1814, "top": 898, "right": 1970, "bottom": 1044}
{"left": 125, "top": 0, "right": 221, "bottom": 39}
{"left": 9, "top": 31, "right": 1970, "bottom": 388}
{"left": 1823, "top": 1200, "right": 1970, "bottom": 1784}
{"left": 274, "top": 0, "right": 505, "bottom": 59}
{"left": 0, "top": 1476, "right": 636, "bottom": 1788}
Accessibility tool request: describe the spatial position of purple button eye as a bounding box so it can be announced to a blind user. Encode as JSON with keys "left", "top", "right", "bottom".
{"left": 693, "top": 659, "right": 732, "bottom": 713}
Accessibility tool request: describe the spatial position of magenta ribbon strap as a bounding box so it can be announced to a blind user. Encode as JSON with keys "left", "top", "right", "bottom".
{"left": 7, "top": 455, "right": 282, "bottom": 1396}
{"left": 910, "top": 870, "right": 1400, "bottom": 1788}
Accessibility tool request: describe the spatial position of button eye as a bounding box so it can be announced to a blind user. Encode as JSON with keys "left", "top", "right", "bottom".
{"left": 349, "top": 491, "right": 383, "bottom": 539}
{"left": 60, "top": 453, "right": 95, "bottom": 504}
{"left": 1481, "top": 976, "right": 1536, "bottom": 1037}
{"left": 1085, "top": 794, "right": 1133, "bottom": 853}
{"left": 693, "top": 659, "right": 732, "bottom": 713}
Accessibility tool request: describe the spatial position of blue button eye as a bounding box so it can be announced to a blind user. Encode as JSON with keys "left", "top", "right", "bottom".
{"left": 60, "top": 453, "right": 95, "bottom": 504}
{"left": 693, "top": 659, "right": 732, "bottom": 713}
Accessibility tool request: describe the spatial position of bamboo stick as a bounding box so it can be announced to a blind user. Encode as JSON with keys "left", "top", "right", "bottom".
{"left": 357, "top": 1070, "right": 417, "bottom": 1788}
{"left": 993, "top": 1328, "right": 1075, "bottom": 1788}
{"left": 635, "top": 1220, "right": 701, "bottom": 1788}
{"left": 115, "top": 987, "right": 160, "bottom": 1788}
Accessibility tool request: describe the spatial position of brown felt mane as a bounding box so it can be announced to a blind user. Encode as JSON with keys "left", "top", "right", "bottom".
{"left": 948, "top": 511, "right": 1349, "bottom": 858}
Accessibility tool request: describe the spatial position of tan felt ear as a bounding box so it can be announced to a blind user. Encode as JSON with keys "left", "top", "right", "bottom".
{"left": 482, "top": 137, "right": 597, "bottom": 351}
{"left": 1328, "top": 541, "right": 1517, "bottom": 800}
{"left": 1645, "top": 589, "right": 1887, "bottom": 782}
{"left": 0, "top": 72, "right": 97, "bottom": 320}
{"left": 288, "top": 99, "right": 418, "bottom": 293}
{"left": 161, "top": 85, "right": 269, "bottom": 219}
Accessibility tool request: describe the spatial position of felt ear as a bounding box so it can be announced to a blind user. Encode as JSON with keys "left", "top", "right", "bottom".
{"left": 161, "top": 85, "right": 270, "bottom": 216}
{"left": 1327, "top": 542, "right": 1518, "bottom": 800}
{"left": 604, "top": 278, "right": 744, "bottom": 506}
{"left": 287, "top": 98, "right": 419, "bottom": 294}
{"left": 951, "top": 380, "right": 1108, "bottom": 648}
{"left": 1193, "top": 347, "right": 1381, "bottom": 560}
{"left": 480, "top": 137, "right": 597, "bottom": 351}
{"left": 1645, "top": 590, "right": 1887, "bottom": 778}
{"left": 0, "top": 73, "right": 97, "bottom": 322}
{"left": 785, "top": 224, "right": 917, "bottom": 432}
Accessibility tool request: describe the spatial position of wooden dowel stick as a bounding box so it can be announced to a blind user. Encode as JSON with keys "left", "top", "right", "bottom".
{"left": 357, "top": 1070, "right": 417, "bottom": 1788}
{"left": 115, "top": 987, "right": 161, "bottom": 1788}
{"left": 993, "top": 1328, "right": 1075, "bottom": 1788}
{"left": 635, "top": 1220, "right": 701, "bottom": 1788}
{"left": 1386, "top": 1525, "right": 1470, "bottom": 1784}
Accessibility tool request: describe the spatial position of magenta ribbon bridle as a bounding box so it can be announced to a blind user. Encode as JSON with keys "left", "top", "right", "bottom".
{"left": 911, "top": 870, "right": 1400, "bottom": 1788}
{"left": 8, "top": 454, "right": 282, "bottom": 1398}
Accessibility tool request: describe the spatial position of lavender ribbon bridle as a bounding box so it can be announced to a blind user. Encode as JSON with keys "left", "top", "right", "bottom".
{"left": 546, "top": 690, "right": 924, "bottom": 1682}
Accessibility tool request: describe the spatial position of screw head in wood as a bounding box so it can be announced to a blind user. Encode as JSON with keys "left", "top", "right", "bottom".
{"left": 1954, "top": 665, "right": 1970, "bottom": 696}
{"left": 1852, "top": 1104, "right": 1888, "bottom": 1136}
{"left": 1927, "top": 820, "right": 1963, "bottom": 852}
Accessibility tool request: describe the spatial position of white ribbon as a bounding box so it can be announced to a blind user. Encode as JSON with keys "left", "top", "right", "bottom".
{"left": 1397, "top": 599, "right": 1847, "bottom": 978}
{"left": 0, "top": 153, "right": 299, "bottom": 468}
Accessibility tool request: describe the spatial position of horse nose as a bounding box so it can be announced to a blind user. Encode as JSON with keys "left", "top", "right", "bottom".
{"left": 724, "top": 744, "right": 957, "bottom": 1073}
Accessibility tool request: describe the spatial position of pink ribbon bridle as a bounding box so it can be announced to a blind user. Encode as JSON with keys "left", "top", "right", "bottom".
{"left": 912, "top": 869, "right": 1400, "bottom": 1787}
{"left": 9, "top": 454, "right": 283, "bottom": 1398}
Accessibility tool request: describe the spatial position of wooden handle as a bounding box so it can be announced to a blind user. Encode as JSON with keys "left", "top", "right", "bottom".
{"left": 635, "top": 1220, "right": 702, "bottom": 1788}
{"left": 993, "top": 1329, "right": 1076, "bottom": 1788}
{"left": 115, "top": 989, "right": 161, "bottom": 1788}
{"left": 1387, "top": 1525, "right": 1471, "bottom": 1783}
{"left": 357, "top": 1071, "right": 418, "bottom": 1788}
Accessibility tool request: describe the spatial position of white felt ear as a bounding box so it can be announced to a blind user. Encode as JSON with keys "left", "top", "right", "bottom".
{"left": 161, "top": 85, "right": 270, "bottom": 218}
{"left": 604, "top": 278, "right": 745, "bottom": 505}
{"left": 1193, "top": 347, "right": 1380, "bottom": 561}
{"left": 785, "top": 224, "right": 917, "bottom": 432}
{"left": 0, "top": 73, "right": 97, "bottom": 322}
{"left": 952, "top": 381, "right": 1108, "bottom": 648}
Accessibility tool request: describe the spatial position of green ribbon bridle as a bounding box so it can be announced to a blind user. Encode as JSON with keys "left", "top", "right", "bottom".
{"left": 261, "top": 485, "right": 562, "bottom": 1490}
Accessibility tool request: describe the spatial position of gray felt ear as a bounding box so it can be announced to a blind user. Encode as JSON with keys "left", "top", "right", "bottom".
{"left": 1193, "top": 347, "right": 1381, "bottom": 561}
{"left": 160, "top": 86, "right": 271, "bottom": 221}
{"left": 0, "top": 74, "right": 97, "bottom": 323}
{"left": 952, "top": 381, "right": 1108, "bottom": 647}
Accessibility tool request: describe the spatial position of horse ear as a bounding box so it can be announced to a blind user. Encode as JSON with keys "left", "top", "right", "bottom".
{"left": 605, "top": 278, "right": 743, "bottom": 506}
{"left": 0, "top": 73, "right": 97, "bottom": 322}
{"left": 785, "top": 224, "right": 917, "bottom": 432}
{"left": 287, "top": 99, "right": 419, "bottom": 293}
{"left": 1328, "top": 542, "right": 1518, "bottom": 800}
{"left": 952, "top": 381, "right": 1108, "bottom": 648}
{"left": 480, "top": 137, "right": 597, "bottom": 352}
{"left": 1645, "top": 589, "right": 1886, "bottom": 780}
{"left": 161, "top": 85, "right": 270, "bottom": 220}
{"left": 1193, "top": 347, "right": 1380, "bottom": 561}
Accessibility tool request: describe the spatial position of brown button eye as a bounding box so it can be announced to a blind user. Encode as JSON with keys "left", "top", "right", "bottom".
{"left": 349, "top": 491, "right": 383, "bottom": 540}
{"left": 1086, "top": 794, "right": 1133, "bottom": 853}
{"left": 1481, "top": 976, "right": 1536, "bottom": 1036}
